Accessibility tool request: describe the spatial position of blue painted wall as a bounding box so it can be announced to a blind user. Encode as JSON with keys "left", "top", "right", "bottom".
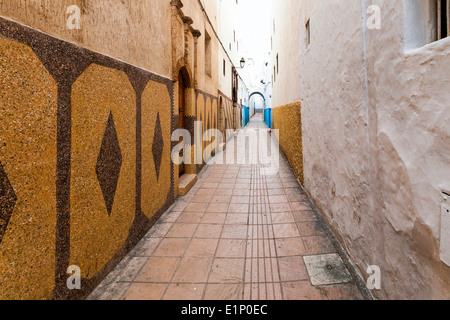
{"left": 264, "top": 108, "right": 272, "bottom": 128}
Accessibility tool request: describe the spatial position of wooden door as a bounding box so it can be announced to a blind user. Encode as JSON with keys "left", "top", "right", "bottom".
{"left": 178, "top": 73, "right": 186, "bottom": 177}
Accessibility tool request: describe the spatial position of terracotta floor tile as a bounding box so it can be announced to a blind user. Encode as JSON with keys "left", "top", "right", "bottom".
{"left": 269, "top": 195, "right": 288, "bottom": 203}
{"left": 192, "top": 194, "right": 214, "bottom": 203}
{"left": 204, "top": 284, "right": 244, "bottom": 300}
{"left": 185, "top": 202, "right": 209, "bottom": 213}
{"left": 318, "top": 284, "right": 364, "bottom": 300}
{"left": 233, "top": 189, "right": 251, "bottom": 196}
{"left": 292, "top": 211, "right": 317, "bottom": 222}
{"left": 135, "top": 257, "right": 180, "bottom": 282}
{"left": 148, "top": 223, "right": 173, "bottom": 238}
{"left": 216, "top": 239, "right": 247, "bottom": 258}
{"left": 211, "top": 195, "right": 232, "bottom": 203}
{"left": 228, "top": 204, "right": 250, "bottom": 214}
{"left": 271, "top": 212, "right": 295, "bottom": 224}
{"left": 209, "top": 258, "right": 245, "bottom": 283}
{"left": 270, "top": 203, "right": 291, "bottom": 213}
{"left": 202, "top": 183, "right": 219, "bottom": 189}
{"left": 276, "top": 237, "right": 307, "bottom": 257}
{"left": 163, "top": 283, "right": 206, "bottom": 300}
{"left": 217, "top": 183, "right": 235, "bottom": 189}
{"left": 234, "top": 184, "right": 251, "bottom": 190}
{"left": 196, "top": 188, "right": 216, "bottom": 196}
{"left": 282, "top": 281, "right": 323, "bottom": 300}
{"left": 302, "top": 236, "right": 337, "bottom": 254}
{"left": 225, "top": 214, "right": 249, "bottom": 225}
{"left": 177, "top": 211, "right": 204, "bottom": 224}
{"left": 287, "top": 193, "right": 308, "bottom": 202}
{"left": 185, "top": 238, "right": 219, "bottom": 257}
{"left": 290, "top": 201, "right": 312, "bottom": 211}
{"left": 172, "top": 257, "right": 213, "bottom": 283}
{"left": 91, "top": 282, "right": 131, "bottom": 300}
{"left": 114, "top": 257, "right": 148, "bottom": 282}
{"left": 166, "top": 223, "right": 198, "bottom": 238}
{"left": 123, "top": 283, "right": 168, "bottom": 300}
{"left": 194, "top": 224, "right": 223, "bottom": 239}
{"left": 221, "top": 225, "right": 248, "bottom": 239}
{"left": 278, "top": 256, "right": 309, "bottom": 282}
{"left": 132, "top": 238, "right": 162, "bottom": 257}
{"left": 153, "top": 238, "right": 190, "bottom": 257}
{"left": 162, "top": 211, "right": 183, "bottom": 223}
{"left": 207, "top": 203, "right": 229, "bottom": 213}
{"left": 297, "top": 221, "right": 327, "bottom": 237}
{"left": 231, "top": 196, "right": 250, "bottom": 204}
{"left": 201, "top": 213, "right": 227, "bottom": 224}
{"left": 215, "top": 188, "right": 234, "bottom": 196}
{"left": 268, "top": 189, "right": 285, "bottom": 196}
{"left": 273, "top": 223, "right": 300, "bottom": 238}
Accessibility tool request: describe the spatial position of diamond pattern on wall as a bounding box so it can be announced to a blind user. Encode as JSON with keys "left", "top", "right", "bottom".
{"left": 96, "top": 112, "right": 122, "bottom": 216}
{"left": 152, "top": 113, "right": 164, "bottom": 181}
{"left": 0, "top": 161, "right": 17, "bottom": 245}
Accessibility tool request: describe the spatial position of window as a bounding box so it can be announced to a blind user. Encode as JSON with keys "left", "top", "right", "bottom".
{"left": 273, "top": 67, "right": 276, "bottom": 82}
{"left": 306, "top": 19, "right": 311, "bottom": 47}
{"left": 223, "top": 59, "right": 226, "bottom": 76}
{"left": 276, "top": 54, "right": 279, "bottom": 74}
{"left": 404, "top": 0, "right": 449, "bottom": 49}
{"left": 437, "top": 0, "right": 449, "bottom": 39}
{"left": 205, "top": 31, "right": 212, "bottom": 77}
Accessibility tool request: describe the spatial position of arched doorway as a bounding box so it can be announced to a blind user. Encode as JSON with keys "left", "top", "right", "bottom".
{"left": 178, "top": 71, "right": 186, "bottom": 177}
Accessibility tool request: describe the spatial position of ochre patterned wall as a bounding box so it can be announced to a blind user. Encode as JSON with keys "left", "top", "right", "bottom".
{"left": 272, "top": 101, "right": 304, "bottom": 184}
{"left": 219, "top": 93, "right": 235, "bottom": 141}
{"left": 0, "top": 36, "right": 58, "bottom": 300}
{"left": 196, "top": 91, "right": 219, "bottom": 168}
{"left": 0, "top": 18, "right": 174, "bottom": 299}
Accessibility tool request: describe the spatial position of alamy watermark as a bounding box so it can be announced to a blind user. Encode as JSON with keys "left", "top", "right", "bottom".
{"left": 67, "top": 265, "right": 81, "bottom": 290}
{"left": 66, "top": 5, "right": 81, "bottom": 30}
{"left": 367, "top": 5, "right": 381, "bottom": 30}
{"left": 366, "top": 265, "right": 381, "bottom": 290}
{"left": 171, "top": 122, "right": 280, "bottom": 175}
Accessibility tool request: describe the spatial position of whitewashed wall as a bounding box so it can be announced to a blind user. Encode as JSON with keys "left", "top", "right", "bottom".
{"left": 295, "top": 0, "right": 450, "bottom": 299}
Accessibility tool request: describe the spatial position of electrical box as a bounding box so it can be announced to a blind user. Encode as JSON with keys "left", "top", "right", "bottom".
{"left": 441, "top": 191, "right": 450, "bottom": 267}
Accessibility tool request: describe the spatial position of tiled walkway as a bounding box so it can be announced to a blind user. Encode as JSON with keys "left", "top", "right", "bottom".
{"left": 88, "top": 114, "right": 365, "bottom": 300}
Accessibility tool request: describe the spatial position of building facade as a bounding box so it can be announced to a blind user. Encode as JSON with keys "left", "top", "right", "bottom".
{"left": 0, "top": 0, "right": 248, "bottom": 299}
{"left": 270, "top": 0, "right": 450, "bottom": 299}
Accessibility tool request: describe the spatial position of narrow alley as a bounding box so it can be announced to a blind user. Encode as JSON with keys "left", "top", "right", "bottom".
{"left": 0, "top": 0, "right": 449, "bottom": 303}
{"left": 88, "top": 115, "right": 366, "bottom": 300}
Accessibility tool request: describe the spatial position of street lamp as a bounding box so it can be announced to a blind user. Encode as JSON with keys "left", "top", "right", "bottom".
{"left": 240, "top": 57, "right": 246, "bottom": 69}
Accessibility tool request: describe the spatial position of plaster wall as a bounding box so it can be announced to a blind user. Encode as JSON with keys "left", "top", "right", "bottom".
{"left": 0, "top": 0, "right": 172, "bottom": 78}
{"left": 297, "top": 0, "right": 450, "bottom": 299}
{"left": 271, "top": 0, "right": 318, "bottom": 108}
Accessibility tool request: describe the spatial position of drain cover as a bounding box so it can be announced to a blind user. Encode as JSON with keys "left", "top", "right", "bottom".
{"left": 303, "top": 254, "right": 352, "bottom": 286}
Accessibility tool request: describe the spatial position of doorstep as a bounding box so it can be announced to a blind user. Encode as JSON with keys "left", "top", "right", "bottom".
{"left": 179, "top": 173, "right": 198, "bottom": 196}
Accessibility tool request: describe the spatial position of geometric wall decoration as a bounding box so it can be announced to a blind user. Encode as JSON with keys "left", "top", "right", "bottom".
{"left": 141, "top": 80, "right": 172, "bottom": 219}
{"left": 0, "top": 17, "right": 176, "bottom": 299}
{"left": 0, "top": 161, "right": 17, "bottom": 246}
{"left": 70, "top": 64, "right": 136, "bottom": 279}
{"left": 0, "top": 36, "right": 57, "bottom": 300}
{"left": 152, "top": 113, "right": 164, "bottom": 181}
{"left": 96, "top": 112, "right": 123, "bottom": 216}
